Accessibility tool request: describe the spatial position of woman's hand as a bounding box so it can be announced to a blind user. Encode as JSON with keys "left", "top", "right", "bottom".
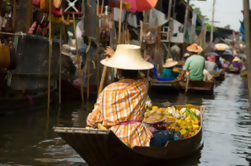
{"left": 104, "top": 46, "right": 115, "bottom": 57}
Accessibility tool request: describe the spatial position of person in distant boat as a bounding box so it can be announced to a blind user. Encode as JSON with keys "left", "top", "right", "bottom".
{"left": 230, "top": 57, "right": 243, "bottom": 70}
{"left": 86, "top": 44, "right": 174, "bottom": 147}
{"left": 160, "top": 58, "right": 180, "bottom": 80}
{"left": 181, "top": 52, "right": 214, "bottom": 82}
{"left": 215, "top": 56, "right": 223, "bottom": 69}
{"left": 178, "top": 43, "right": 205, "bottom": 81}
{"left": 205, "top": 55, "right": 217, "bottom": 73}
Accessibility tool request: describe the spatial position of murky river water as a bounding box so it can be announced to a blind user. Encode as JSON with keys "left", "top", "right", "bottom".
{"left": 0, "top": 74, "right": 250, "bottom": 166}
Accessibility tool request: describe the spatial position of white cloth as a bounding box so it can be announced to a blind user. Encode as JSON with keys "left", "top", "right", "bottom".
{"left": 205, "top": 61, "right": 217, "bottom": 72}
{"left": 76, "top": 20, "right": 84, "bottom": 38}
{"left": 203, "top": 69, "right": 213, "bottom": 81}
{"left": 170, "top": 45, "right": 180, "bottom": 58}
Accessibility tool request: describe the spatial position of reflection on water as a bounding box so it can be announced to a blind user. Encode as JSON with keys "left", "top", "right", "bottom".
{"left": 0, "top": 73, "right": 250, "bottom": 166}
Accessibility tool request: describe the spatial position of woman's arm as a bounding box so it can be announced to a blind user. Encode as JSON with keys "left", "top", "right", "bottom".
{"left": 86, "top": 94, "right": 104, "bottom": 128}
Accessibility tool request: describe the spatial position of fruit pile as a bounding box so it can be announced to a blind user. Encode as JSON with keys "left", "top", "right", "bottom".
{"left": 144, "top": 104, "right": 201, "bottom": 139}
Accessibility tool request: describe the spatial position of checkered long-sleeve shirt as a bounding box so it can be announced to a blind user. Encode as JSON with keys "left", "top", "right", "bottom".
{"left": 87, "top": 79, "right": 153, "bottom": 147}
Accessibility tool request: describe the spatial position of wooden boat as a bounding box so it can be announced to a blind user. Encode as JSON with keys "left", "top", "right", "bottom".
{"left": 0, "top": 88, "right": 57, "bottom": 114}
{"left": 54, "top": 105, "right": 205, "bottom": 166}
{"left": 150, "top": 79, "right": 181, "bottom": 92}
{"left": 211, "top": 71, "right": 225, "bottom": 81}
{"left": 240, "top": 70, "right": 247, "bottom": 77}
{"left": 227, "top": 68, "right": 240, "bottom": 74}
{"left": 60, "top": 79, "right": 98, "bottom": 100}
{"left": 179, "top": 81, "right": 214, "bottom": 93}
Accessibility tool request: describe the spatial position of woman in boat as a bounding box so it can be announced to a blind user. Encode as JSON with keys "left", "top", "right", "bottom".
{"left": 205, "top": 55, "right": 217, "bottom": 73}
{"left": 230, "top": 56, "right": 243, "bottom": 70}
{"left": 178, "top": 44, "right": 205, "bottom": 81}
{"left": 87, "top": 45, "right": 174, "bottom": 147}
{"left": 160, "top": 58, "right": 179, "bottom": 79}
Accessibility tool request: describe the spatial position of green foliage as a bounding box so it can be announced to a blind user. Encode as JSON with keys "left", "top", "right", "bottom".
{"left": 224, "top": 24, "right": 231, "bottom": 29}
{"left": 190, "top": 4, "right": 217, "bottom": 32}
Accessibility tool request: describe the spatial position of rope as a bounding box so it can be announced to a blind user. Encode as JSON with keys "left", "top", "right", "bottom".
{"left": 0, "top": 31, "right": 26, "bottom": 36}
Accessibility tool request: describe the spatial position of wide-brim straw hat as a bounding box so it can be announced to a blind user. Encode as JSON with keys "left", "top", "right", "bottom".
{"left": 61, "top": 44, "right": 75, "bottom": 58}
{"left": 101, "top": 44, "right": 154, "bottom": 70}
{"left": 184, "top": 53, "right": 190, "bottom": 58}
{"left": 163, "top": 58, "right": 178, "bottom": 68}
{"left": 187, "top": 43, "right": 203, "bottom": 53}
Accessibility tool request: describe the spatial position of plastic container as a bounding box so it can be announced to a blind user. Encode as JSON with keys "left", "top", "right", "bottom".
{"left": 174, "top": 131, "right": 181, "bottom": 140}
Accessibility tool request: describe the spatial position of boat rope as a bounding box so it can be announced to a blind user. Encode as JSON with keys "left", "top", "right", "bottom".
{"left": 0, "top": 31, "right": 26, "bottom": 36}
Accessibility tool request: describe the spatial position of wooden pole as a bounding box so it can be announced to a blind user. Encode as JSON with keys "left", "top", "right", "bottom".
{"left": 13, "top": 0, "right": 17, "bottom": 29}
{"left": 73, "top": 14, "right": 84, "bottom": 102}
{"left": 87, "top": 3, "right": 91, "bottom": 100}
{"left": 243, "top": 0, "right": 251, "bottom": 113}
{"left": 98, "top": 0, "right": 122, "bottom": 96}
{"left": 143, "top": 11, "right": 148, "bottom": 59}
{"left": 96, "top": 0, "right": 100, "bottom": 90}
{"left": 26, "top": 0, "right": 32, "bottom": 33}
{"left": 118, "top": 0, "right": 123, "bottom": 44}
{"left": 167, "top": 0, "right": 173, "bottom": 59}
{"left": 47, "top": 0, "right": 52, "bottom": 110}
{"left": 59, "top": 28, "right": 62, "bottom": 104}
{"left": 122, "top": 24, "right": 125, "bottom": 44}
{"left": 210, "top": 0, "right": 216, "bottom": 44}
{"left": 183, "top": 0, "right": 190, "bottom": 59}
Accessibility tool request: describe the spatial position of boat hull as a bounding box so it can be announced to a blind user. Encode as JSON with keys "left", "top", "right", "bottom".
{"left": 227, "top": 68, "right": 240, "bottom": 74}
{"left": 0, "top": 88, "right": 57, "bottom": 114}
{"left": 54, "top": 105, "right": 205, "bottom": 166}
{"left": 60, "top": 79, "right": 98, "bottom": 100}
{"left": 149, "top": 79, "right": 181, "bottom": 93}
{"left": 179, "top": 81, "right": 214, "bottom": 94}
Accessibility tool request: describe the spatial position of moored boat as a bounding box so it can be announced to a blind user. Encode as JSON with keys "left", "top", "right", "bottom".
{"left": 53, "top": 105, "right": 205, "bottom": 166}
{"left": 60, "top": 79, "right": 98, "bottom": 100}
{"left": 228, "top": 68, "right": 241, "bottom": 74}
{"left": 0, "top": 88, "right": 57, "bottom": 114}
{"left": 179, "top": 81, "right": 214, "bottom": 94}
{"left": 211, "top": 71, "right": 225, "bottom": 81}
{"left": 149, "top": 79, "right": 181, "bottom": 92}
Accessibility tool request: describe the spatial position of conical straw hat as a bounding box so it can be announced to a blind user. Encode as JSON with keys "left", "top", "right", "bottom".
{"left": 233, "top": 57, "right": 241, "bottom": 62}
{"left": 163, "top": 58, "right": 178, "bottom": 68}
{"left": 101, "top": 44, "right": 154, "bottom": 70}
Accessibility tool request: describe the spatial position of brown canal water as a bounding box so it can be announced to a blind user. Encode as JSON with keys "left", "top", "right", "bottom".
{"left": 0, "top": 74, "right": 250, "bottom": 166}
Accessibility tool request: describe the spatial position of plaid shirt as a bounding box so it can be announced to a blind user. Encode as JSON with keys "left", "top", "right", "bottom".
{"left": 87, "top": 79, "right": 153, "bottom": 147}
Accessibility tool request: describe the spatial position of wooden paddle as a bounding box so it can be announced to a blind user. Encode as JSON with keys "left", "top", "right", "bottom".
{"left": 98, "top": 0, "right": 123, "bottom": 97}
{"left": 185, "top": 72, "right": 189, "bottom": 93}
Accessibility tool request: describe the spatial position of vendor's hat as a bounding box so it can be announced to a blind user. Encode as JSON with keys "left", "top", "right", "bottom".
{"left": 233, "top": 57, "right": 241, "bottom": 62}
{"left": 187, "top": 43, "right": 203, "bottom": 53}
{"left": 184, "top": 53, "right": 190, "bottom": 58}
{"left": 101, "top": 44, "right": 154, "bottom": 70}
{"left": 61, "top": 44, "right": 75, "bottom": 58}
{"left": 163, "top": 58, "right": 178, "bottom": 68}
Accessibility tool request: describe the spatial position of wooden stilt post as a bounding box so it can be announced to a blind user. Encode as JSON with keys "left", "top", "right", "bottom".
{"left": 182, "top": 0, "right": 190, "bottom": 60}
{"left": 73, "top": 14, "right": 84, "bottom": 102}
{"left": 167, "top": 0, "right": 173, "bottom": 59}
{"left": 59, "top": 28, "right": 62, "bottom": 104}
{"left": 96, "top": 0, "right": 100, "bottom": 90}
{"left": 243, "top": 0, "right": 251, "bottom": 113}
{"left": 47, "top": 0, "right": 52, "bottom": 110}
{"left": 210, "top": 0, "right": 216, "bottom": 44}
{"left": 87, "top": 2, "right": 91, "bottom": 100}
{"left": 98, "top": 0, "right": 122, "bottom": 96}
